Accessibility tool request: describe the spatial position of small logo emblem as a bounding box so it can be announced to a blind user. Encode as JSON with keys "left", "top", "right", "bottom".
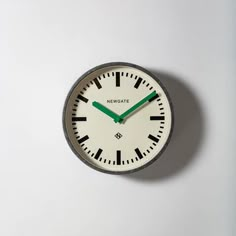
{"left": 115, "top": 132, "right": 123, "bottom": 139}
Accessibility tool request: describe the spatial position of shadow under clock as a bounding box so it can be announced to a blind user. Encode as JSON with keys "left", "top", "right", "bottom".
{"left": 124, "top": 70, "right": 205, "bottom": 181}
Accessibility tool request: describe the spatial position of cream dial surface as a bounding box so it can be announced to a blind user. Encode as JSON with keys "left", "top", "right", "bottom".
{"left": 63, "top": 63, "right": 173, "bottom": 174}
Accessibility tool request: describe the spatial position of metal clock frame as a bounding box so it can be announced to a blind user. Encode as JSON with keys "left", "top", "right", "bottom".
{"left": 62, "top": 62, "right": 174, "bottom": 175}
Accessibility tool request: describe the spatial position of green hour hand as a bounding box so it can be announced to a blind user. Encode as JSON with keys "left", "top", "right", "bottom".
{"left": 118, "top": 91, "right": 157, "bottom": 123}
{"left": 92, "top": 101, "right": 121, "bottom": 123}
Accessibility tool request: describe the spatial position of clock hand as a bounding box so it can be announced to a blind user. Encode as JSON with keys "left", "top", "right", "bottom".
{"left": 118, "top": 91, "right": 157, "bottom": 123}
{"left": 92, "top": 101, "right": 121, "bottom": 123}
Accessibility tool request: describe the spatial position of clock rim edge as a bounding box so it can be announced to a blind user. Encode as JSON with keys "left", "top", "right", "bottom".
{"left": 62, "top": 61, "right": 174, "bottom": 175}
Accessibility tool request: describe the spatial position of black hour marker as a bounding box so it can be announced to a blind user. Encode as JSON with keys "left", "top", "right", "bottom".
{"left": 148, "top": 93, "right": 159, "bottom": 102}
{"left": 148, "top": 134, "right": 159, "bottom": 143}
{"left": 116, "top": 72, "right": 120, "bottom": 87}
{"left": 134, "top": 77, "right": 142, "bottom": 89}
{"left": 135, "top": 148, "right": 143, "bottom": 159}
{"left": 150, "top": 116, "right": 165, "bottom": 120}
{"left": 72, "top": 117, "right": 87, "bottom": 121}
{"left": 78, "top": 135, "right": 89, "bottom": 144}
{"left": 116, "top": 150, "right": 121, "bottom": 165}
{"left": 94, "top": 148, "right": 103, "bottom": 160}
{"left": 77, "top": 94, "right": 88, "bottom": 103}
{"left": 93, "top": 78, "right": 102, "bottom": 89}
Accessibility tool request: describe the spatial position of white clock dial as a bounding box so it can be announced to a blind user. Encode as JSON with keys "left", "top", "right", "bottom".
{"left": 63, "top": 62, "right": 173, "bottom": 174}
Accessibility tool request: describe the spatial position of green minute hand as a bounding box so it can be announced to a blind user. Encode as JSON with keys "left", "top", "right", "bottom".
{"left": 117, "top": 91, "right": 157, "bottom": 123}
{"left": 92, "top": 101, "right": 121, "bottom": 123}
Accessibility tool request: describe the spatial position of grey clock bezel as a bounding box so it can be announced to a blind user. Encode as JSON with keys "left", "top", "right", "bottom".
{"left": 62, "top": 62, "right": 174, "bottom": 175}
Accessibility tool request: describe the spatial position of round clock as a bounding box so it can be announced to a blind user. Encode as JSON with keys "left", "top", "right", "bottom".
{"left": 63, "top": 62, "right": 173, "bottom": 174}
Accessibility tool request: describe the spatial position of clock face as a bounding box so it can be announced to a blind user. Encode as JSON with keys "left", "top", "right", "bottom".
{"left": 63, "top": 62, "right": 173, "bottom": 174}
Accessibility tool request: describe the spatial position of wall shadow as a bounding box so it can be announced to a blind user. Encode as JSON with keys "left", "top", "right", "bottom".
{"left": 124, "top": 70, "right": 205, "bottom": 181}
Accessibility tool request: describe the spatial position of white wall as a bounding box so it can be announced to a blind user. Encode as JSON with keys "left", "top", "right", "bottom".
{"left": 0, "top": 1, "right": 235, "bottom": 235}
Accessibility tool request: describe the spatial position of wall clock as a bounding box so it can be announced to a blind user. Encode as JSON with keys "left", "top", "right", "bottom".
{"left": 63, "top": 62, "right": 174, "bottom": 174}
